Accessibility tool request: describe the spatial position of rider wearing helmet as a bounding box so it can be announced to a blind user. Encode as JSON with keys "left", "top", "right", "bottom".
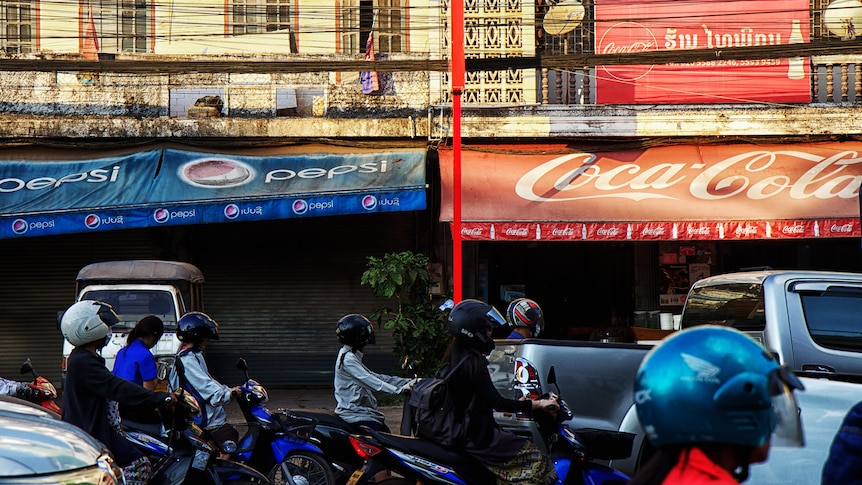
{"left": 628, "top": 325, "right": 805, "bottom": 485}
{"left": 168, "top": 311, "right": 241, "bottom": 455}
{"left": 334, "top": 314, "right": 414, "bottom": 432}
{"left": 60, "top": 300, "right": 177, "bottom": 485}
{"left": 505, "top": 298, "right": 544, "bottom": 339}
{"left": 444, "top": 299, "right": 558, "bottom": 485}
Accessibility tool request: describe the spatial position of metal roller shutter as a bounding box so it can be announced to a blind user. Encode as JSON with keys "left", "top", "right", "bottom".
{"left": 192, "top": 212, "right": 423, "bottom": 387}
{"left": 0, "top": 230, "right": 155, "bottom": 385}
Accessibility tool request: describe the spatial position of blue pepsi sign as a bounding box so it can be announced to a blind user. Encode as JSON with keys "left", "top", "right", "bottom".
{"left": 0, "top": 146, "right": 427, "bottom": 238}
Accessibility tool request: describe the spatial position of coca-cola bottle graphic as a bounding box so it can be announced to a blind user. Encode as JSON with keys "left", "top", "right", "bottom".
{"left": 788, "top": 20, "right": 805, "bottom": 79}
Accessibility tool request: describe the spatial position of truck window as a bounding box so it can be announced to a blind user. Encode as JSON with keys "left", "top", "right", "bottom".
{"left": 683, "top": 283, "right": 766, "bottom": 330}
{"left": 81, "top": 290, "right": 178, "bottom": 331}
{"left": 799, "top": 289, "right": 862, "bottom": 352}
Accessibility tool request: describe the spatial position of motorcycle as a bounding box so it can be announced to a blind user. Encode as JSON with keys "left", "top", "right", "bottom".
{"left": 344, "top": 366, "right": 633, "bottom": 485}
{"left": 232, "top": 358, "right": 336, "bottom": 485}
{"left": 19, "top": 359, "right": 62, "bottom": 415}
{"left": 124, "top": 382, "right": 270, "bottom": 484}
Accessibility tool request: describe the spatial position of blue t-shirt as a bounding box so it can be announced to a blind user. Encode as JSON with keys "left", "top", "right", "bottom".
{"left": 507, "top": 330, "right": 524, "bottom": 340}
{"left": 112, "top": 339, "right": 158, "bottom": 385}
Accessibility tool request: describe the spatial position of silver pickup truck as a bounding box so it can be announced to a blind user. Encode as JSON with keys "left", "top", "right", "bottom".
{"left": 681, "top": 270, "right": 862, "bottom": 375}
{"left": 489, "top": 337, "right": 862, "bottom": 483}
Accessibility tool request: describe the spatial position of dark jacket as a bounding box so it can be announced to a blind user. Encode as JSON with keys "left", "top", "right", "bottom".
{"left": 62, "top": 347, "right": 170, "bottom": 448}
{"left": 447, "top": 343, "right": 532, "bottom": 464}
{"left": 822, "top": 400, "right": 862, "bottom": 485}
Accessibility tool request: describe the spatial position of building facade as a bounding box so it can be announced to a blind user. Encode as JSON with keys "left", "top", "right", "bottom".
{"left": 1, "top": 0, "right": 861, "bottom": 383}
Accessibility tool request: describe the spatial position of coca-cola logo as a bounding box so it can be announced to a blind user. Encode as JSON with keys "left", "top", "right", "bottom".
{"left": 506, "top": 228, "right": 529, "bottom": 236}
{"left": 515, "top": 150, "right": 862, "bottom": 207}
{"left": 686, "top": 227, "right": 712, "bottom": 235}
{"left": 641, "top": 227, "right": 666, "bottom": 236}
{"left": 597, "top": 227, "right": 621, "bottom": 236}
{"left": 781, "top": 224, "right": 806, "bottom": 234}
{"left": 831, "top": 223, "right": 854, "bottom": 233}
{"left": 461, "top": 227, "right": 483, "bottom": 236}
{"left": 597, "top": 22, "right": 657, "bottom": 81}
{"left": 735, "top": 225, "right": 759, "bottom": 236}
{"left": 552, "top": 227, "right": 575, "bottom": 236}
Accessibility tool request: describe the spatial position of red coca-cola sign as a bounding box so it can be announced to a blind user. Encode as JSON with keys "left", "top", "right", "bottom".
{"left": 440, "top": 142, "right": 862, "bottom": 224}
{"left": 594, "top": 0, "right": 811, "bottom": 104}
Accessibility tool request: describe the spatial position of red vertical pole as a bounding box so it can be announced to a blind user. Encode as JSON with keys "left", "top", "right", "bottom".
{"left": 451, "top": 0, "right": 464, "bottom": 303}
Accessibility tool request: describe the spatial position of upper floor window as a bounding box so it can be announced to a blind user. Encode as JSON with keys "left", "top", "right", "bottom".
{"left": 93, "top": 0, "right": 149, "bottom": 53}
{"left": 3, "top": 0, "right": 34, "bottom": 53}
{"left": 340, "top": 0, "right": 403, "bottom": 55}
{"left": 233, "top": 0, "right": 292, "bottom": 34}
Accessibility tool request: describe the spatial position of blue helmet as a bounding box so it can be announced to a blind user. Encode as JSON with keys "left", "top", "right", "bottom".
{"left": 634, "top": 326, "right": 804, "bottom": 449}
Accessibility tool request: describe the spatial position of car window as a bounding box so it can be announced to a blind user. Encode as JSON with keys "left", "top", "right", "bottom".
{"left": 82, "top": 290, "right": 178, "bottom": 330}
{"left": 799, "top": 288, "right": 862, "bottom": 352}
{"left": 681, "top": 282, "right": 766, "bottom": 330}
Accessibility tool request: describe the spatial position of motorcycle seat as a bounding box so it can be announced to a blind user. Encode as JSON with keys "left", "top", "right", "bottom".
{"left": 289, "top": 408, "right": 353, "bottom": 429}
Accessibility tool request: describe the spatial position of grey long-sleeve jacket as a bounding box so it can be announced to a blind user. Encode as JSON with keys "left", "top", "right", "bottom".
{"left": 168, "top": 346, "right": 232, "bottom": 429}
{"left": 334, "top": 346, "right": 411, "bottom": 425}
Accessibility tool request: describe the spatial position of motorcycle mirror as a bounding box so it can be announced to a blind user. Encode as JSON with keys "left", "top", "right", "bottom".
{"left": 547, "top": 366, "right": 562, "bottom": 396}
{"left": 20, "top": 359, "right": 36, "bottom": 379}
{"left": 236, "top": 357, "right": 250, "bottom": 381}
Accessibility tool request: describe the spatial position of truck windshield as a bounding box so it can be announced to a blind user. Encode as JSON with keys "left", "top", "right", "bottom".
{"left": 682, "top": 282, "right": 766, "bottom": 330}
{"left": 81, "top": 290, "right": 177, "bottom": 331}
{"left": 799, "top": 289, "right": 862, "bottom": 352}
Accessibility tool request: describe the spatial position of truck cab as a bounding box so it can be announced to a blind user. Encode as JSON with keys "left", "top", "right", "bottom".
{"left": 680, "top": 270, "right": 862, "bottom": 375}
{"left": 60, "top": 260, "right": 205, "bottom": 388}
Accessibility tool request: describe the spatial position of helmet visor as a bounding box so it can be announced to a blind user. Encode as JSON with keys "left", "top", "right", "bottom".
{"left": 486, "top": 306, "right": 507, "bottom": 328}
{"left": 770, "top": 366, "right": 805, "bottom": 448}
{"left": 96, "top": 303, "right": 120, "bottom": 327}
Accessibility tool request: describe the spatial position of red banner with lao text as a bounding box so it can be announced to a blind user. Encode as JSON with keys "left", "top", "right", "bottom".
{"left": 594, "top": 0, "right": 811, "bottom": 104}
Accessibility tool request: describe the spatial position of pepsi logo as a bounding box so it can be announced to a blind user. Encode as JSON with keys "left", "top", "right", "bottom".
{"left": 362, "top": 195, "right": 378, "bottom": 211}
{"left": 292, "top": 199, "right": 308, "bottom": 215}
{"left": 12, "top": 219, "right": 27, "bottom": 235}
{"left": 85, "top": 214, "right": 101, "bottom": 229}
{"left": 153, "top": 208, "right": 170, "bottom": 224}
{"left": 224, "top": 204, "right": 239, "bottom": 219}
{"left": 179, "top": 158, "right": 254, "bottom": 188}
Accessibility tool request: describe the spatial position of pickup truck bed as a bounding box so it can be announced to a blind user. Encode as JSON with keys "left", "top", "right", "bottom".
{"left": 489, "top": 338, "right": 652, "bottom": 451}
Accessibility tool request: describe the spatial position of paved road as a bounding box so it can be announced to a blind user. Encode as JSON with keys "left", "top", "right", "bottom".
{"left": 225, "top": 386, "right": 404, "bottom": 431}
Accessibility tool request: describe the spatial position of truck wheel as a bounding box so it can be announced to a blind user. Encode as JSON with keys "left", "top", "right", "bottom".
{"left": 269, "top": 451, "right": 335, "bottom": 485}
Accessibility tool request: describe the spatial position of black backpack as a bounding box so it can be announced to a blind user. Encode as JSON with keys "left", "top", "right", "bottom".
{"left": 402, "top": 357, "right": 471, "bottom": 447}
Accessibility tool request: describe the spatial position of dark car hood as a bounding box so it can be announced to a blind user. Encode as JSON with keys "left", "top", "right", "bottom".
{"left": 0, "top": 396, "right": 107, "bottom": 476}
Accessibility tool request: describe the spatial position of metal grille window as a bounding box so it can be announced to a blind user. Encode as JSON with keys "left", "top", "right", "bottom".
{"left": 94, "top": 0, "right": 149, "bottom": 53}
{"left": 233, "top": 0, "right": 292, "bottom": 35}
{"left": 340, "top": 0, "right": 403, "bottom": 55}
{"left": 3, "top": 0, "right": 34, "bottom": 53}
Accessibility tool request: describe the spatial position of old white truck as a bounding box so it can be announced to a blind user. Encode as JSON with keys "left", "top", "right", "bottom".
{"left": 60, "top": 260, "right": 205, "bottom": 388}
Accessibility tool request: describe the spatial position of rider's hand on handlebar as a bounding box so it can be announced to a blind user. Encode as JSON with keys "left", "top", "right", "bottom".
{"left": 531, "top": 396, "right": 559, "bottom": 415}
{"left": 230, "top": 386, "right": 242, "bottom": 398}
{"left": 164, "top": 393, "right": 179, "bottom": 409}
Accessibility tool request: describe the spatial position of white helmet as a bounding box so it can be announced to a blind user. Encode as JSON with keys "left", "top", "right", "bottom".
{"left": 60, "top": 301, "right": 119, "bottom": 346}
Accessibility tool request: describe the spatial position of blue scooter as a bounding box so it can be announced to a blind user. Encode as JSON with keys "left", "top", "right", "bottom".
{"left": 344, "top": 366, "right": 632, "bottom": 485}
{"left": 124, "top": 390, "right": 270, "bottom": 484}
{"left": 231, "top": 358, "right": 336, "bottom": 485}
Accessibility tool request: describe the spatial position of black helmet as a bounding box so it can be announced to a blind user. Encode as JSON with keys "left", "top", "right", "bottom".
{"left": 177, "top": 312, "right": 219, "bottom": 344}
{"left": 447, "top": 299, "right": 506, "bottom": 354}
{"left": 336, "top": 314, "right": 376, "bottom": 349}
